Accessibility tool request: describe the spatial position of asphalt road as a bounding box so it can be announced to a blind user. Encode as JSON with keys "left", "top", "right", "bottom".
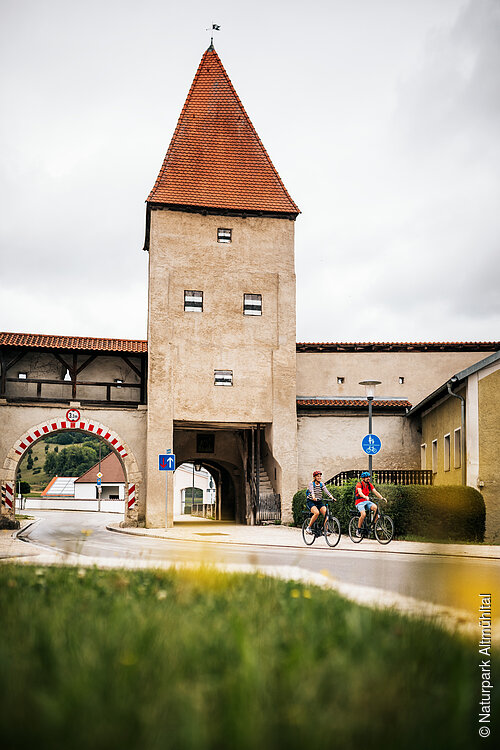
{"left": 19, "top": 510, "right": 500, "bottom": 617}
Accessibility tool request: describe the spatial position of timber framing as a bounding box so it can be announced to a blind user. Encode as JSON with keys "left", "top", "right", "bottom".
{"left": 0, "top": 343, "right": 147, "bottom": 407}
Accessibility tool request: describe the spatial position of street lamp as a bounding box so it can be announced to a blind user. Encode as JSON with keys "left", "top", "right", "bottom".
{"left": 191, "top": 462, "right": 203, "bottom": 514}
{"left": 359, "top": 379, "right": 381, "bottom": 475}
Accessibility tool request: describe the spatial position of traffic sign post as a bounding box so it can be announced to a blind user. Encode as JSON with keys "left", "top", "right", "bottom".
{"left": 362, "top": 434, "right": 381, "bottom": 455}
{"left": 158, "top": 454, "right": 176, "bottom": 471}
{"left": 159, "top": 452, "right": 176, "bottom": 528}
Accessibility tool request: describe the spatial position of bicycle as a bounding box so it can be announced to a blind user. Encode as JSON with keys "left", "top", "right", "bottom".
{"left": 348, "top": 501, "right": 394, "bottom": 545}
{"left": 302, "top": 506, "right": 341, "bottom": 547}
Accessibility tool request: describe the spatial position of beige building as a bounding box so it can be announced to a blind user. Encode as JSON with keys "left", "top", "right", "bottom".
{"left": 144, "top": 44, "right": 299, "bottom": 526}
{"left": 408, "top": 352, "right": 500, "bottom": 541}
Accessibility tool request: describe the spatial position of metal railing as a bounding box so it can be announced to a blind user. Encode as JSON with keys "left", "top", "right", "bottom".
{"left": 325, "top": 469, "right": 433, "bottom": 486}
{"left": 191, "top": 503, "right": 217, "bottom": 519}
{"left": 257, "top": 493, "right": 281, "bottom": 523}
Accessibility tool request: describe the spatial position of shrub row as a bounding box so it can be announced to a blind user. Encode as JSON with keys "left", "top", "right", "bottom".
{"left": 292, "top": 482, "right": 485, "bottom": 542}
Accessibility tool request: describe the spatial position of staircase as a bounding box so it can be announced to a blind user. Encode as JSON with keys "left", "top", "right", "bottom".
{"left": 258, "top": 466, "right": 273, "bottom": 495}
{"left": 256, "top": 466, "right": 281, "bottom": 523}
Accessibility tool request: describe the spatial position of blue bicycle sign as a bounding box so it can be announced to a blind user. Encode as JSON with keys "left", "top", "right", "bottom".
{"left": 362, "top": 434, "right": 381, "bottom": 455}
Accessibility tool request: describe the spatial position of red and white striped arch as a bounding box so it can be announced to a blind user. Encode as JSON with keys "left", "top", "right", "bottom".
{"left": 2, "top": 416, "right": 139, "bottom": 513}
{"left": 13, "top": 417, "right": 130, "bottom": 461}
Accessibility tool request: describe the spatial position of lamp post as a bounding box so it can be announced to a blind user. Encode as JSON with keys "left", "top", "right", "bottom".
{"left": 192, "top": 462, "right": 202, "bottom": 513}
{"left": 359, "top": 380, "right": 381, "bottom": 475}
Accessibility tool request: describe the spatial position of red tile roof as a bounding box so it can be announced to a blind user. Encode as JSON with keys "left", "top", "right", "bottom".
{"left": 0, "top": 332, "right": 147, "bottom": 353}
{"left": 75, "top": 451, "right": 125, "bottom": 484}
{"left": 147, "top": 46, "right": 299, "bottom": 215}
{"left": 297, "top": 399, "right": 412, "bottom": 409}
{"left": 296, "top": 341, "right": 500, "bottom": 353}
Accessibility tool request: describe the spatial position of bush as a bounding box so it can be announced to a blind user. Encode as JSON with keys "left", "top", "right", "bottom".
{"left": 19, "top": 481, "right": 31, "bottom": 494}
{"left": 292, "top": 483, "right": 485, "bottom": 542}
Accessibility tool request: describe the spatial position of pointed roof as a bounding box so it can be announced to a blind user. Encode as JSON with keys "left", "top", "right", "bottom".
{"left": 147, "top": 46, "right": 299, "bottom": 216}
{"left": 75, "top": 451, "right": 125, "bottom": 484}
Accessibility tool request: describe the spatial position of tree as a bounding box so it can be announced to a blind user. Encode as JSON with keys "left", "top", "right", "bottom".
{"left": 44, "top": 445, "right": 99, "bottom": 478}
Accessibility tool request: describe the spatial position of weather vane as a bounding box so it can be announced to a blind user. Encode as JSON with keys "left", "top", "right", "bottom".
{"left": 207, "top": 23, "right": 220, "bottom": 47}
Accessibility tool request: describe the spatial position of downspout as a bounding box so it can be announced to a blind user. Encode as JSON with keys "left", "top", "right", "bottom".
{"left": 447, "top": 378, "right": 466, "bottom": 486}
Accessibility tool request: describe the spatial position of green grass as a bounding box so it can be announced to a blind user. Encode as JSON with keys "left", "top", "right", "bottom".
{"left": 0, "top": 565, "right": 494, "bottom": 750}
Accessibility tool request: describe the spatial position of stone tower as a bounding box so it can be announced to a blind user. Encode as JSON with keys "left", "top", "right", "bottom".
{"left": 144, "top": 45, "right": 299, "bottom": 526}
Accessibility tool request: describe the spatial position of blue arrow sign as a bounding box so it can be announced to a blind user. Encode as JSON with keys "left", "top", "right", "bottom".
{"left": 159, "top": 454, "right": 176, "bottom": 471}
{"left": 362, "top": 434, "right": 381, "bottom": 455}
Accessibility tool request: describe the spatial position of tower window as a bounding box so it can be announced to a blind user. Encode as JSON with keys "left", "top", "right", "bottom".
{"left": 399, "top": 377, "right": 405, "bottom": 384}
{"left": 217, "top": 228, "right": 232, "bottom": 243}
{"left": 214, "top": 370, "right": 233, "bottom": 386}
{"left": 243, "top": 293, "right": 262, "bottom": 316}
{"left": 184, "top": 290, "right": 203, "bottom": 312}
{"left": 337, "top": 377, "right": 344, "bottom": 384}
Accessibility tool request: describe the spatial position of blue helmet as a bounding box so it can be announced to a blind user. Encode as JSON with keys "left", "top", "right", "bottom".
{"left": 361, "top": 471, "right": 371, "bottom": 478}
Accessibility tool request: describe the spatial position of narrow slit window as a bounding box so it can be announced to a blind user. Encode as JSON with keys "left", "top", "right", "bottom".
{"left": 444, "top": 434, "right": 451, "bottom": 472}
{"left": 214, "top": 370, "right": 233, "bottom": 386}
{"left": 184, "top": 290, "right": 203, "bottom": 312}
{"left": 399, "top": 376, "right": 405, "bottom": 384}
{"left": 243, "top": 293, "right": 262, "bottom": 316}
{"left": 420, "top": 444, "right": 427, "bottom": 470}
{"left": 337, "top": 377, "right": 345, "bottom": 384}
{"left": 454, "top": 428, "right": 461, "bottom": 468}
{"left": 217, "top": 228, "right": 232, "bottom": 243}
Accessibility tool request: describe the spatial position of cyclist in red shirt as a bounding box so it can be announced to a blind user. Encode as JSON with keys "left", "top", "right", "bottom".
{"left": 355, "top": 471, "right": 386, "bottom": 536}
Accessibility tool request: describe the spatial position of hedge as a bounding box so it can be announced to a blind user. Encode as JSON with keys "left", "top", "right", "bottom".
{"left": 292, "top": 482, "right": 485, "bottom": 542}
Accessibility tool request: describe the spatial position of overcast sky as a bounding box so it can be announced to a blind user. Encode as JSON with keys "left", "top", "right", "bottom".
{"left": 1, "top": 0, "right": 499, "bottom": 343}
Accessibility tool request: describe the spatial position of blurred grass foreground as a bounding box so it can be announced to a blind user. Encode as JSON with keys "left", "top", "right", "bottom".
{"left": 0, "top": 565, "right": 495, "bottom": 750}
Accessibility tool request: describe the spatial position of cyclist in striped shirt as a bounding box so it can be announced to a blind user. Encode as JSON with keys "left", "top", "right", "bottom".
{"left": 305, "top": 470, "right": 338, "bottom": 535}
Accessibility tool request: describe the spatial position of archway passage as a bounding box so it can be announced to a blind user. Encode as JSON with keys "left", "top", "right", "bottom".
{"left": 175, "top": 460, "right": 236, "bottom": 521}
{"left": 1, "top": 414, "right": 141, "bottom": 522}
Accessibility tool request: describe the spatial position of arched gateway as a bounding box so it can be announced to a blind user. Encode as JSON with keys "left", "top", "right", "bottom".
{"left": 1, "top": 410, "right": 142, "bottom": 523}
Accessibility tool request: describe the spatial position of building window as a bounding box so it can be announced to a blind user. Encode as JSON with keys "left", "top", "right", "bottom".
{"left": 454, "top": 428, "right": 461, "bottom": 469}
{"left": 18, "top": 372, "right": 27, "bottom": 380}
{"left": 337, "top": 377, "right": 345, "bottom": 384}
{"left": 399, "top": 377, "right": 405, "bottom": 384}
{"left": 432, "top": 440, "right": 438, "bottom": 474}
{"left": 197, "top": 433, "right": 215, "bottom": 453}
{"left": 114, "top": 379, "right": 123, "bottom": 389}
{"left": 217, "top": 228, "right": 232, "bottom": 243}
{"left": 184, "top": 290, "right": 203, "bottom": 312}
{"left": 243, "top": 293, "right": 262, "bottom": 316}
{"left": 444, "top": 434, "right": 451, "bottom": 472}
{"left": 420, "top": 444, "right": 427, "bottom": 470}
{"left": 214, "top": 370, "right": 233, "bottom": 386}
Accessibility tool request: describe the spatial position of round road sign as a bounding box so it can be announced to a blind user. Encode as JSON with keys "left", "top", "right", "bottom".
{"left": 66, "top": 408, "right": 81, "bottom": 422}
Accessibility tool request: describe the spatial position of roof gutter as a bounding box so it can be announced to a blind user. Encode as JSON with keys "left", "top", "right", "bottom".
{"left": 447, "top": 378, "right": 466, "bottom": 486}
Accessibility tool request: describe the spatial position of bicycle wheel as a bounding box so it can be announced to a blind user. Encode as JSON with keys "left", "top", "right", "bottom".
{"left": 302, "top": 517, "right": 316, "bottom": 545}
{"left": 324, "top": 516, "right": 341, "bottom": 548}
{"left": 375, "top": 515, "right": 394, "bottom": 544}
{"left": 348, "top": 516, "right": 363, "bottom": 543}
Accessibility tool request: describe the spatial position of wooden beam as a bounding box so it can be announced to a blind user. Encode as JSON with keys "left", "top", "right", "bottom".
{"left": 76, "top": 354, "right": 97, "bottom": 375}
{"left": 121, "top": 355, "right": 141, "bottom": 378}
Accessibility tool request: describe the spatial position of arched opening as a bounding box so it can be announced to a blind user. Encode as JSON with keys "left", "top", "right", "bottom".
{"left": 1, "top": 414, "right": 142, "bottom": 525}
{"left": 174, "top": 460, "right": 236, "bottom": 522}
